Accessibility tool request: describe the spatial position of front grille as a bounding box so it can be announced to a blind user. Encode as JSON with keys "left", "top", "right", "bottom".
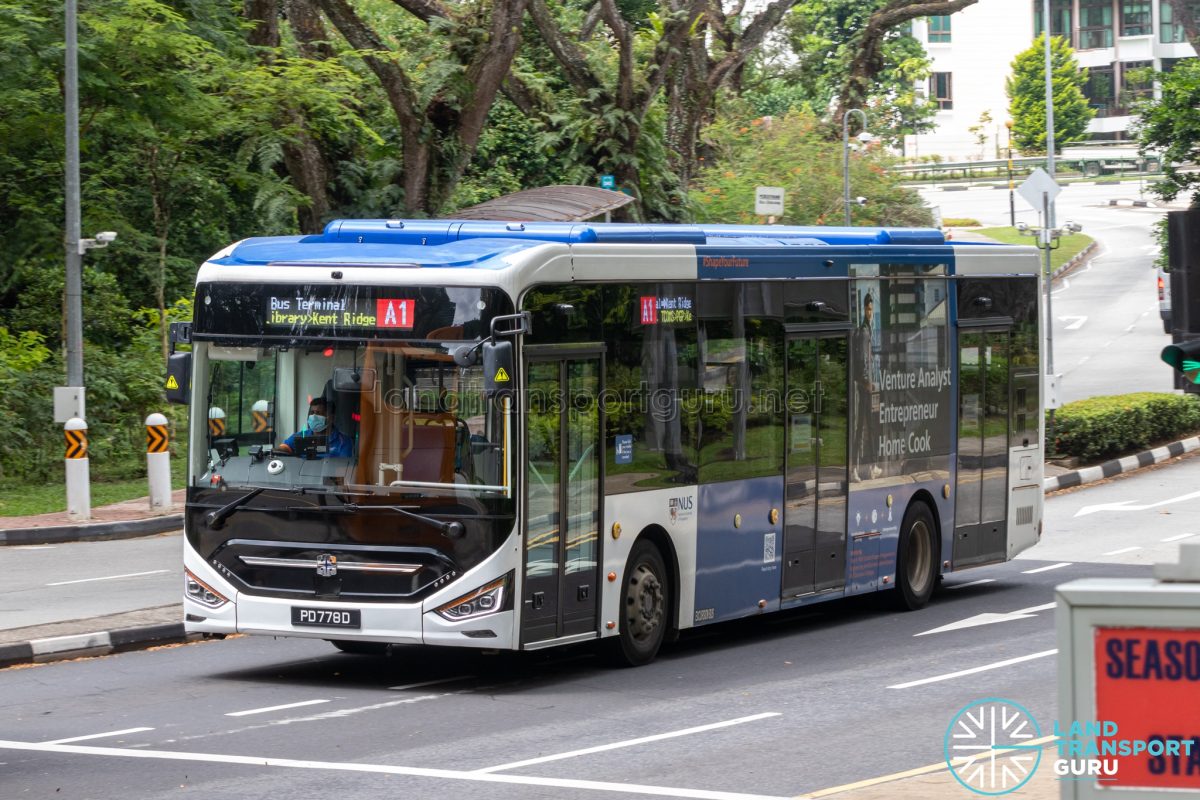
{"left": 211, "top": 539, "right": 457, "bottom": 602}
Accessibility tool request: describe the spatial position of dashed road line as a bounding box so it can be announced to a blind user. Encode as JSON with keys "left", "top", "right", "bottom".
{"left": 46, "top": 570, "right": 169, "bottom": 587}
{"left": 1021, "top": 562, "right": 1072, "bottom": 574}
{"left": 388, "top": 676, "right": 472, "bottom": 691}
{"left": 1101, "top": 546, "right": 1142, "bottom": 556}
{"left": 43, "top": 727, "right": 154, "bottom": 745}
{"left": 887, "top": 650, "right": 1057, "bottom": 689}
{"left": 474, "top": 713, "right": 782, "bottom": 774}
{"left": 946, "top": 579, "right": 995, "bottom": 590}
{"left": 226, "top": 699, "right": 330, "bottom": 717}
{"left": 1162, "top": 533, "right": 1196, "bottom": 543}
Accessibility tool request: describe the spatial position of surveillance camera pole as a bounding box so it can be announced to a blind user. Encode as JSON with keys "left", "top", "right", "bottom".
{"left": 64, "top": 0, "right": 84, "bottom": 390}
{"left": 843, "top": 108, "right": 868, "bottom": 227}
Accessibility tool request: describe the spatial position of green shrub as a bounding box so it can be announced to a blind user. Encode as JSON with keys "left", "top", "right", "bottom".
{"left": 1051, "top": 392, "right": 1200, "bottom": 462}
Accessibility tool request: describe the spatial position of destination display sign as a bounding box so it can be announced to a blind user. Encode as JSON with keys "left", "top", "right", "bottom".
{"left": 265, "top": 296, "right": 415, "bottom": 330}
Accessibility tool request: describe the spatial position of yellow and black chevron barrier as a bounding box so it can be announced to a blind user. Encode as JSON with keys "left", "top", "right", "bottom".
{"left": 251, "top": 410, "right": 270, "bottom": 433}
{"left": 64, "top": 426, "right": 87, "bottom": 459}
{"left": 146, "top": 423, "right": 169, "bottom": 454}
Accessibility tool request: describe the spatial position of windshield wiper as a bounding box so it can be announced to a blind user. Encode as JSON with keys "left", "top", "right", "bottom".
{"left": 206, "top": 487, "right": 266, "bottom": 530}
{"left": 288, "top": 502, "right": 465, "bottom": 539}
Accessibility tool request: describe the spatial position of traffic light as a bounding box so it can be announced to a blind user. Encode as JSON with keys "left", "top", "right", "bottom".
{"left": 1162, "top": 339, "right": 1200, "bottom": 384}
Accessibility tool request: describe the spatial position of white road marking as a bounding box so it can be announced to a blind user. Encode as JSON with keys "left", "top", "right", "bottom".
{"left": 914, "top": 602, "right": 1056, "bottom": 637}
{"left": 226, "top": 699, "right": 330, "bottom": 717}
{"left": 46, "top": 570, "right": 169, "bottom": 587}
{"left": 1021, "top": 562, "right": 1072, "bottom": 574}
{"left": 474, "top": 713, "right": 782, "bottom": 774}
{"left": 1162, "top": 533, "right": 1196, "bottom": 543}
{"left": 1125, "top": 324, "right": 1136, "bottom": 332}
{"left": 12, "top": 545, "right": 57, "bottom": 550}
{"left": 43, "top": 728, "right": 154, "bottom": 745}
{"left": 1058, "top": 316, "right": 1087, "bottom": 330}
{"left": 1075, "top": 489, "right": 1200, "bottom": 517}
{"left": 388, "top": 676, "right": 472, "bottom": 691}
{"left": 888, "top": 650, "right": 1057, "bottom": 689}
{"left": 947, "top": 579, "right": 995, "bottom": 590}
{"left": 1101, "top": 546, "right": 1142, "bottom": 556}
{"left": 0, "top": 739, "right": 791, "bottom": 800}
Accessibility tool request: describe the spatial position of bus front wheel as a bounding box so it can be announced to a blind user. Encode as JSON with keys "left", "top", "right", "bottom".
{"left": 610, "top": 539, "right": 670, "bottom": 667}
{"left": 892, "top": 502, "right": 938, "bottom": 611}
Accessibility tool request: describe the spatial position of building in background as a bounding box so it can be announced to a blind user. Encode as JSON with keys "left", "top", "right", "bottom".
{"left": 905, "top": 0, "right": 1197, "bottom": 160}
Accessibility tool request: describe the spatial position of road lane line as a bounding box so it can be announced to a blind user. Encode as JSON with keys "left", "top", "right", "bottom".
{"left": 1012, "top": 602, "right": 1057, "bottom": 614}
{"left": 1022, "top": 563, "right": 1070, "bottom": 575}
{"left": 1162, "top": 533, "right": 1196, "bottom": 543}
{"left": 43, "top": 728, "right": 154, "bottom": 744}
{"left": 801, "top": 736, "right": 1059, "bottom": 798}
{"left": 13, "top": 545, "right": 57, "bottom": 550}
{"left": 887, "top": 650, "right": 1057, "bottom": 689}
{"left": 46, "top": 570, "right": 169, "bottom": 587}
{"left": 1101, "top": 546, "right": 1142, "bottom": 556}
{"left": 946, "top": 579, "right": 995, "bottom": 590}
{"left": 473, "top": 713, "right": 782, "bottom": 774}
{"left": 226, "top": 699, "right": 330, "bottom": 717}
{"left": 388, "top": 676, "right": 472, "bottom": 691}
{"left": 0, "top": 739, "right": 791, "bottom": 800}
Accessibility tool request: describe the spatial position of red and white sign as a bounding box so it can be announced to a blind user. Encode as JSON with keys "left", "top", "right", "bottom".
{"left": 639, "top": 296, "right": 658, "bottom": 325}
{"left": 1094, "top": 626, "right": 1200, "bottom": 788}
{"left": 376, "top": 298, "right": 415, "bottom": 329}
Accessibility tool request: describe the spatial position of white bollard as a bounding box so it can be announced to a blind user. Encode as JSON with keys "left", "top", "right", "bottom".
{"left": 64, "top": 417, "right": 90, "bottom": 521}
{"left": 145, "top": 412, "right": 172, "bottom": 511}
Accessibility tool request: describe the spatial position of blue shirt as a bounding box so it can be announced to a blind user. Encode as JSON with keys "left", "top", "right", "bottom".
{"left": 282, "top": 426, "right": 352, "bottom": 458}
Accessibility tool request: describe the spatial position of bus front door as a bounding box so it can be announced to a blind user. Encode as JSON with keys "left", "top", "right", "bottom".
{"left": 954, "top": 328, "right": 1011, "bottom": 567}
{"left": 783, "top": 334, "right": 850, "bottom": 598}
{"left": 522, "top": 352, "right": 603, "bottom": 646}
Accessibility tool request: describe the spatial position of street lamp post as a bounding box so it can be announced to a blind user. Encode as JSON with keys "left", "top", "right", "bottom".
{"left": 843, "top": 108, "right": 868, "bottom": 227}
{"left": 1006, "top": 120, "right": 1016, "bottom": 226}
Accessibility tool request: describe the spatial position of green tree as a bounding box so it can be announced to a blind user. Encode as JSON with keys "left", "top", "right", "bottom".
{"left": 1134, "top": 58, "right": 1200, "bottom": 206}
{"left": 1006, "top": 34, "right": 1092, "bottom": 154}
{"left": 690, "top": 110, "right": 933, "bottom": 227}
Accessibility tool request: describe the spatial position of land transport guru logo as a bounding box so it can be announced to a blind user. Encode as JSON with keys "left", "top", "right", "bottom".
{"left": 944, "top": 698, "right": 1043, "bottom": 795}
{"left": 944, "top": 697, "right": 1199, "bottom": 795}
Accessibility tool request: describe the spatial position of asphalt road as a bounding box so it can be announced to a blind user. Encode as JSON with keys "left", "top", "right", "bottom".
{"left": 6, "top": 454, "right": 1200, "bottom": 800}
{"left": 922, "top": 181, "right": 1174, "bottom": 404}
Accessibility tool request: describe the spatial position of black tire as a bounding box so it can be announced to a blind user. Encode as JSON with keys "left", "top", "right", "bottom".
{"left": 1164, "top": 316, "right": 1172, "bottom": 335}
{"left": 892, "top": 502, "right": 939, "bottom": 611}
{"left": 609, "top": 539, "right": 670, "bottom": 667}
{"left": 329, "top": 640, "right": 390, "bottom": 655}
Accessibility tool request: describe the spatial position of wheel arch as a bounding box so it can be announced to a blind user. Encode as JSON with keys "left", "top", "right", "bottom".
{"left": 906, "top": 489, "right": 944, "bottom": 574}
{"left": 633, "top": 524, "right": 681, "bottom": 636}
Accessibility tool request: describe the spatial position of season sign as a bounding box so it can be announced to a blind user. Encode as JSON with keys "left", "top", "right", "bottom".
{"left": 266, "top": 296, "right": 415, "bottom": 330}
{"left": 639, "top": 296, "right": 694, "bottom": 325}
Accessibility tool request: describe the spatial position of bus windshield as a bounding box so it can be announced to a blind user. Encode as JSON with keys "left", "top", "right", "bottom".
{"left": 195, "top": 341, "right": 511, "bottom": 498}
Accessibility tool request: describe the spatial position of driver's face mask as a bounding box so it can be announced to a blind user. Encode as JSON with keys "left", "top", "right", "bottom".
{"left": 308, "top": 413, "right": 327, "bottom": 433}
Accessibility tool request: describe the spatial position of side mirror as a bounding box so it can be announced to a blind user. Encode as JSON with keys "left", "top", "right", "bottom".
{"left": 166, "top": 351, "right": 191, "bottom": 405}
{"left": 482, "top": 340, "right": 514, "bottom": 399}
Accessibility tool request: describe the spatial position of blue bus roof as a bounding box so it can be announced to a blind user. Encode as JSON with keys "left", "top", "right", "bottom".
{"left": 211, "top": 219, "right": 955, "bottom": 269}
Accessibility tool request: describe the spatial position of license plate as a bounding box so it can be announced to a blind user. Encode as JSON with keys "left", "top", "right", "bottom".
{"left": 291, "top": 607, "right": 361, "bottom": 629}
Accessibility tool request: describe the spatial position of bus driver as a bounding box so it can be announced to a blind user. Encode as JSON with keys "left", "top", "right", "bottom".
{"left": 276, "top": 397, "right": 352, "bottom": 459}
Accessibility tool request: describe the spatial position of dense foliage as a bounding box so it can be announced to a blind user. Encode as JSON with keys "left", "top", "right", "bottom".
{"left": 1052, "top": 393, "right": 1200, "bottom": 462}
{"left": 1134, "top": 58, "right": 1200, "bottom": 206}
{"left": 0, "top": 0, "right": 947, "bottom": 490}
{"left": 1006, "top": 35, "right": 1092, "bottom": 154}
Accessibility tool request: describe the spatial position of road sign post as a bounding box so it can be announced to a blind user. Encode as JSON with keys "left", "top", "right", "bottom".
{"left": 145, "top": 412, "right": 172, "bottom": 511}
{"left": 755, "top": 186, "right": 785, "bottom": 221}
{"left": 64, "top": 417, "right": 90, "bottom": 521}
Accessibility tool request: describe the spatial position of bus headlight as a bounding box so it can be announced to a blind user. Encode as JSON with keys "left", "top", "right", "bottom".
{"left": 435, "top": 574, "right": 509, "bottom": 621}
{"left": 185, "top": 569, "right": 229, "bottom": 609}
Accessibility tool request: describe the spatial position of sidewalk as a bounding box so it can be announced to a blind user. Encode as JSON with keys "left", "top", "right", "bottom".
{"left": 0, "top": 489, "right": 185, "bottom": 545}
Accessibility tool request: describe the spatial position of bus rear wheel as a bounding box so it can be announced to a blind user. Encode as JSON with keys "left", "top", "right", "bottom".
{"left": 610, "top": 540, "right": 670, "bottom": 667}
{"left": 892, "top": 502, "right": 938, "bottom": 611}
{"left": 330, "top": 640, "right": 390, "bottom": 655}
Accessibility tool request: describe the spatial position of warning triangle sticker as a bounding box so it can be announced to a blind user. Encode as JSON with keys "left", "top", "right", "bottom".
{"left": 165, "top": 375, "right": 180, "bottom": 390}
{"left": 494, "top": 367, "right": 510, "bottom": 382}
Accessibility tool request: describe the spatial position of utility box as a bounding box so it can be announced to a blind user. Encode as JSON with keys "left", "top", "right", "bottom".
{"left": 53, "top": 386, "right": 86, "bottom": 423}
{"left": 1057, "top": 543, "right": 1200, "bottom": 798}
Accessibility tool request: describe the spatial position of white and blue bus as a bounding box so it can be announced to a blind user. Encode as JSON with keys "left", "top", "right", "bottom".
{"left": 172, "top": 220, "right": 1043, "bottom": 665}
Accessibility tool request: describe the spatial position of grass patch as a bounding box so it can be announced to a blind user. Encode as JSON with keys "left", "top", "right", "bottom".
{"left": 0, "top": 458, "right": 187, "bottom": 517}
{"left": 942, "top": 217, "right": 981, "bottom": 227}
{"left": 974, "top": 227, "right": 1094, "bottom": 274}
